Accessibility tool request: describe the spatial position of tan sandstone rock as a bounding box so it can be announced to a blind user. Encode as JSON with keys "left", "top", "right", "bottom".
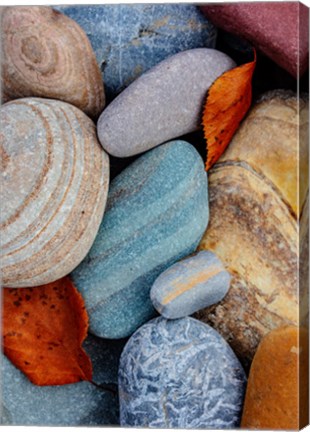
{"left": 196, "top": 90, "right": 309, "bottom": 368}
{"left": 1, "top": 97, "right": 109, "bottom": 287}
{"left": 1, "top": 6, "right": 105, "bottom": 119}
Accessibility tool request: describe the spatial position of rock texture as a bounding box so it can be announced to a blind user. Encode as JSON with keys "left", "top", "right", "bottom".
{"left": 72, "top": 140, "right": 209, "bottom": 339}
{"left": 1, "top": 97, "right": 109, "bottom": 288}
{"left": 97, "top": 48, "right": 235, "bottom": 157}
{"left": 1, "top": 334, "right": 126, "bottom": 426}
{"left": 201, "top": 2, "right": 309, "bottom": 77}
{"left": 56, "top": 4, "right": 217, "bottom": 101}
{"left": 119, "top": 317, "right": 246, "bottom": 428}
{"left": 196, "top": 90, "right": 309, "bottom": 369}
{"left": 241, "top": 326, "right": 309, "bottom": 429}
{"left": 1, "top": 6, "right": 104, "bottom": 118}
{"left": 150, "top": 251, "right": 231, "bottom": 319}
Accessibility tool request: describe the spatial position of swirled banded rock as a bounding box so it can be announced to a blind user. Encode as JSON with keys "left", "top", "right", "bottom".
{"left": 1, "top": 334, "right": 126, "bottom": 426}
{"left": 97, "top": 48, "right": 235, "bottom": 157}
{"left": 118, "top": 317, "right": 247, "bottom": 428}
{"left": 56, "top": 4, "right": 217, "bottom": 101}
{"left": 1, "top": 6, "right": 104, "bottom": 119}
{"left": 241, "top": 326, "right": 309, "bottom": 429}
{"left": 72, "top": 140, "right": 209, "bottom": 339}
{"left": 1, "top": 97, "right": 109, "bottom": 288}
{"left": 196, "top": 90, "right": 309, "bottom": 369}
{"left": 150, "top": 250, "right": 231, "bottom": 319}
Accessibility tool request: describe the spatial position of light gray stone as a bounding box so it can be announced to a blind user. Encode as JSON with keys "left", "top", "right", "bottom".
{"left": 97, "top": 48, "right": 236, "bottom": 157}
{"left": 150, "top": 250, "right": 231, "bottom": 318}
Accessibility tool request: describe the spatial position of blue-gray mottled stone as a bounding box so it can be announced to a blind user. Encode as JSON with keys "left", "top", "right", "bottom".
{"left": 55, "top": 4, "right": 217, "bottom": 101}
{"left": 97, "top": 48, "right": 236, "bottom": 157}
{"left": 119, "top": 317, "right": 247, "bottom": 428}
{"left": 72, "top": 140, "right": 209, "bottom": 339}
{"left": 150, "top": 250, "right": 231, "bottom": 319}
{"left": 1, "top": 335, "right": 126, "bottom": 426}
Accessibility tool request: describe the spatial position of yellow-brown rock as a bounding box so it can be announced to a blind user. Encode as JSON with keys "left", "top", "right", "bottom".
{"left": 196, "top": 90, "right": 309, "bottom": 368}
{"left": 241, "top": 326, "right": 309, "bottom": 429}
{"left": 1, "top": 97, "right": 109, "bottom": 287}
{"left": 1, "top": 6, "right": 105, "bottom": 119}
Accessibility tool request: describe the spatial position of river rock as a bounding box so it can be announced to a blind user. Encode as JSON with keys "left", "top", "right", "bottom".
{"left": 1, "top": 6, "right": 104, "bottom": 119}
{"left": 150, "top": 250, "right": 231, "bottom": 319}
{"left": 119, "top": 317, "right": 246, "bottom": 428}
{"left": 196, "top": 90, "right": 309, "bottom": 369}
{"left": 56, "top": 4, "right": 217, "bottom": 101}
{"left": 241, "top": 326, "right": 309, "bottom": 429}
{"left": 1, "top": 334, "right": 127, "bottom": 426}
{"left": 200, "top": 3, "right": 309, "bottom": 78}
{"left": 97, "top": 48, "right": 235, "bottom": 157}
{"left": 1, "top": 98, "right": 109, "bottom": 288}
{"left": 72, "top": 140, "right": 209, "bottom": 339}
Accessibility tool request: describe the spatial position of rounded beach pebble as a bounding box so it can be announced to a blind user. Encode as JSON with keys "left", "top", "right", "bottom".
{"left": 1, "top": 6, "right": 105, "bottom": 119}
{"left": 97, "top": 48, "right": 235, "bottom": 157}
{"left": 1, "top": 98, "right": 109, "bottom": 288}
{"left": 1, "top": 334, "right": 126, "bottom": 426}
{"left": 72, "top": 140, "right": 209, "bottom": 339}
{"left": 118, "top": 316, "right": 247, "bottom": 428}
{"left": 150, "top": 250, "right": 231, "bottom": 319}
{"left": 56, "top": 4, "right": 217, "bottom": 101}
{"left": 241, "top": 326, "right": 309, "bottom": 429}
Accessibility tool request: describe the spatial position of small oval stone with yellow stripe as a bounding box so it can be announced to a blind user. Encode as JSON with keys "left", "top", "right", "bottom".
{"left": 150, "top": 251, "right": 231, "bottom": 319}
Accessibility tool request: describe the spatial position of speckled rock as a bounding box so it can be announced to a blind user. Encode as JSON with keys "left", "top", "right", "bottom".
{"left": 56, "top": 4, "right": 217, "bottom": 101}
{"left": 1, "top": 98, "right": 109, "bottom": 288}
{"left": 200, "top": 3, "right": 309, "bottom": 78}
{"left": 1, "top": 6, "right": 105, "bottom": 118}
{"left": 119, "top": 317, "right": 246, "bottom": 428}
{"left": 150, "top": 251, "right": 231, "bottom": 319}
{"left": 72, "top": 140, "right": 209, "bottom": 339}
{"left": 1, "top": 334, "right": 127, "bottom": 426}
{"left": 97, "top": 48, "right": 235, "bottom": 157}
{"left": 241, "top": 326, "right": 309, "bottom": 429}
{"left": 196, "top": 90, "right": 309, "bottom": 369}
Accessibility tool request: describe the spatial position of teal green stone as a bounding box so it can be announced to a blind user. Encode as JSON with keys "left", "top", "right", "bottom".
{"left": 72, "top": 140, "right": 209, "bottom": 338}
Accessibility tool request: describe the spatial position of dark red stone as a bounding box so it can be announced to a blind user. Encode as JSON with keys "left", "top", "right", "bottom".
{"left": 200, "top": 2, "right": 309, "bottom": 77}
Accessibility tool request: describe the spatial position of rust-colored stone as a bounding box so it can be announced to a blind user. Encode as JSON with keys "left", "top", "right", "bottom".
{"left": 241, "top": 326, "right": 309, "bottom": 429}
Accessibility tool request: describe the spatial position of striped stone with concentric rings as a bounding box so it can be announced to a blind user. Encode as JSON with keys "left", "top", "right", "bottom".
{"left": 1, "top": 6, "right": 105, "bottom": 119}
{"left": 1, "top": 97, "right": 110, "bottom": 287}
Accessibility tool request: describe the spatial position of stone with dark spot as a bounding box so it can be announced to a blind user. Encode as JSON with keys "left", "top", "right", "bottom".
{"left": 55, "top": 4, "right": 217, "bottom": 101}
{"left": 118, "top": 317, "right": 246, "bottom": 428}
{"left": 1, "top": 334, "right": 126, "bottom": 426}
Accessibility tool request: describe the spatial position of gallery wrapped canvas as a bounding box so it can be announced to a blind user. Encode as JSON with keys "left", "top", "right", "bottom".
{"left": 0, "top": 2, "right": 309, "bottom": 429}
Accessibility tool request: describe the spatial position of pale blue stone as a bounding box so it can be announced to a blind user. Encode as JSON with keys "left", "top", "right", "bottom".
{"left": 150, "top": 250, "right": 231, "bottom": 319}
{"left": 1, "top": 335, "right": 126, "bottom": 426}
{"left": 72, "top": 140, "right": 209, "bottom": 339}
{"left": 119, "top": 317, "right": 247, "bottom": 428}
{"left": 55, "top": 4, "right": 217, "bottom": 101}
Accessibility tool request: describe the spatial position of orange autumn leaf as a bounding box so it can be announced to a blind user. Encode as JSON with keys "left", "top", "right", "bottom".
{"left": 203, "top": 50, "right": 256, "bottom": 171}
{"left": 2, "top": 276, "right": 92, "bottom": 386}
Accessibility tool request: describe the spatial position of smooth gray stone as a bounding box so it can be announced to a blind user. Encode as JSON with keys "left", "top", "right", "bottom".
{"left": 119, "top": 317, "right": 247, "bottom": 428}
{"left": 71, "top": 140, "right": 209, "bottom": 339}
{"left": 55, "top": 4, "right": 217, "bottom": 102}
{"left": 1, "top": 335, "right": 126, "bottom": 426}
{"left": 97, "top": 48, "right": 236, "bottom": 157}
{"left": 151, "top": 250, "right": 231, "bottom": 318}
